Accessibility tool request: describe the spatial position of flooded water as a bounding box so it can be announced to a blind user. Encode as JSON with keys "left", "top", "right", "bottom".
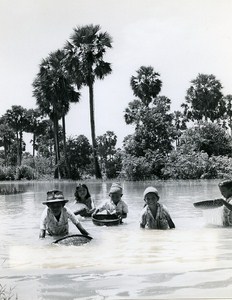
{"left": 0, "top": 179, "right": 232, "bottom": 300}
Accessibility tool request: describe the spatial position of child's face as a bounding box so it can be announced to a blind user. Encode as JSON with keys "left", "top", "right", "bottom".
{"left": 77, "top": 187, "right": 87, "bottom": 198}
{"left": 47, "top": 202, "right": 63, "bottom": 216}
{"left": 110, "top": 192, "right": 122, "bottom": 205}
{"left": 219, "top": 185, "right": 232, "bottom": 199}
{"left": 145, "top": 192, "right": 159, "bottom": 208}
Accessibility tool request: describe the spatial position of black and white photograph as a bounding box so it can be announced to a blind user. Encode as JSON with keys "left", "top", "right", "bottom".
{"left": 1, "top": 0, "right": 232, "bottom": 299}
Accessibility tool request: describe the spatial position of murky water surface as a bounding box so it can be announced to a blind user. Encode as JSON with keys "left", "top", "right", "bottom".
{"left": 0, "top": 180, "right": 231, "bottom": 299}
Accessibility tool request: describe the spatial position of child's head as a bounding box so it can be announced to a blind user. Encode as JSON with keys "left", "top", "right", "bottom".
{"left": 75, "top": 184, "right": 91, "bottom": 200}
{"left": 218, "top": 179, "right": 232, "bottom": 199}
{"left": 109, "top": 183, "right": 123, "bottom": 205}
{"left": 43, "top": 190, "right": 68, "bottom": 216}
{"left": 143, "top": 187, "right": 159, "bottom": 208}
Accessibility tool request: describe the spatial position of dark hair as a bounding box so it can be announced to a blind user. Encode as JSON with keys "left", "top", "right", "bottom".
{"left": 74, "top": 184, "right": 91, "bottom": 200}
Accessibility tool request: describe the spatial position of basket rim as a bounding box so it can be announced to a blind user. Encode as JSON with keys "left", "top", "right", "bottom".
{"left": 92, "top": 215, "right": 120, "bottom": 222}
{"left": 53, "top": 234, "right": 92, "bottom": 243}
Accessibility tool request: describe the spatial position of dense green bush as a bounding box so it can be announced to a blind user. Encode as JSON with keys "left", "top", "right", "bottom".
{"left": 15, "top": 165, "right": 35, "bottom": 180}
{"left": 34, "top": 156, "right": 54, "bottom": 178}
{"left": 4, "top": 167, "right": 15, "bottom": 180}
{"left": 162, "top": 150, "right": 232, "bottom": 179}
{"left": 0, "top": 167, "right": 6, "bottom": 180}
{"left": 122, "top": 154, "right": 155, "bottom": 180}
{"left": 66, "top": 135, "right": 93, "bottom": 180}
{"left": 162, "top": 150, "right": 209, "bottom": 179}
{"left": 0, "top": 166, "right": 15, "bottom": 180}
{"left": 22, "top": 154, "right": 54, "bottom": 179}
{"left": 180, "top": 122, "right": 232, "bottom": 156}
{"left": 206, "top": 155, "right": 232, "bottom": 179}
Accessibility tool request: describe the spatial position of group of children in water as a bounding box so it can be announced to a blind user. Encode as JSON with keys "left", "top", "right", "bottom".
{"left": 39, "top": 179, "right": 232, "bottom": 239}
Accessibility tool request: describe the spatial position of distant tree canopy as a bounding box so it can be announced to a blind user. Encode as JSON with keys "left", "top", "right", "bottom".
{"left": 179, "top": 122, "right": 232, "bottom": 157}
{"left": 222, "top": 94, "right": 232, "bottom": 133}
{"left": 66, "top": 135, "right": 93, "bottom": 180}
{"left": 182, "top": 73, "right": 225, "bottom": 122}
{"left": 124, "top": 67, "right": 177, "bottom": 157}
{"left": 96, "top": 131, "right": 121, "bottom": 178}
{"left": 3, "top": 105, "right": 29, "bottom": 166}
{"left": 97, "top": 131, "right": 117, "bottom": 161}
{"left": 122, "top": 66, "right": 179, "bottom": 178}
{"left": 1, "top": 25, "right": 232, "bottom": 182}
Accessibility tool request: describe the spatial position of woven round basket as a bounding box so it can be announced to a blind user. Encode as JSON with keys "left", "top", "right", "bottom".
{"left": 53, "top": 234, "right": 92, "bottom": 246}
{"left": 92, "top": 214, "right": 121, "bottom": 226}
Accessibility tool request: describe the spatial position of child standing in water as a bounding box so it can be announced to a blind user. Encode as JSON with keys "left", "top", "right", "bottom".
{"left": 93, "top": 182, "right": 128, "bottom": 220}
{"left": 73, "top": 184, "right": 95, "bottom": 217}
{"left": 39, "top": 190, "right": 89, "bottom": 238}
{"left": 218, "top": 179, "right": 232, "bottom": 226}
{"left": 140, "top": 187, "right": 175, "bottom": 230}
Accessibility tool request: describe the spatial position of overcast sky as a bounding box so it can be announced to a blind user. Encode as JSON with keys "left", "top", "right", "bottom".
{"left": 1, "top": 0, "right": 232, "bottom": 151}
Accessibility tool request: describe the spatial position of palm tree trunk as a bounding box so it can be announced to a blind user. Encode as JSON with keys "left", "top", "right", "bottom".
{"left": 4, "top": 138, "right": 8, "bottom": 166}
{"left": 16, "top": 131, "right": 20, "bottom": 166}
{"left": 53, "top": 117, "right": 61, "bottom": 179}
{"left": 32, "top": 133, "right": 36, "bottom": 157}
{"left": 19, "top": 131, "right": 23, "bottom": 166}
{"left": 229, "top": 115, "right": 232, "bottom": 137}
{"left": 89, "top": 83, "right": 102, "bottom": 179}
{"left": 62, "top": 115, "right": 71, "bottom": 178}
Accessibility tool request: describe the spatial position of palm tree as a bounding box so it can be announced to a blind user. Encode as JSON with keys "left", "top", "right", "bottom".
{"left": 0, "top": 119, "right": 15, "bottom": 166}
{"left": 130, "top": 66, "right": 162, "bottom": 107}
{"left": 32, "top": 49, "right": 80, "bottom": 179}
{"left": 24, "top": 108, "right": 44, "bottom": 157}
{"left": 65, "top": 24, "right": 113, "bottom": 179}
{"left": 184, "top": 74, "right": 224, "bottom": 122}
{"left": 3, "top": 106, "right": 28, "bottom": 166}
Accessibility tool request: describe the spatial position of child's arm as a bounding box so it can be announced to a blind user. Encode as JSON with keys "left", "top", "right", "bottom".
{"left": 222, "top": 199, "right": 232, "bottom": 211}
{"left": 92, "top": 201, "right": 107, "bottom": 216}
{"left": 89, "top": 198, "right": 96, "bottom": 214}
{"left": 92, "top": 208, "right": 99, "bottom": 216}
{"left": 120, "top": 212, "right": 127, "bottom": 219}
{"left": 39, "top": 229, "right": 46, "bottom": 238}
{"left": 89, "top": 197, "right": 95, "bottom": 210}
{"left": 39, "top": 208, "right": 47, "bottom": 238}
{"left": 116, "top": 201, "right": 128, "bottom": 219}
{"left": 66, "top": 207, "right": 90, "bottom": 235}
{"left": 162, "top": 205, "right": 175, "bottom": 229}
{"left": 140, "top": 209, "right": 146, "bottom": 228}
{"left": 116, "top": 210, "right": 127, "bottom": 219}
{"left": 166, "top": 215, "right": 175, "bottom": 229}
{"left": 75, "top": 223, "right": 89, "bottom": 236}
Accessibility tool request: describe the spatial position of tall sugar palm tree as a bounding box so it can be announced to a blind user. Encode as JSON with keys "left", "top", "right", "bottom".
{"left": 32, "top": 49, "right": 80, "bottom": 179}
{"left": 65, "top": 24, "right": 113, "bottom": 179}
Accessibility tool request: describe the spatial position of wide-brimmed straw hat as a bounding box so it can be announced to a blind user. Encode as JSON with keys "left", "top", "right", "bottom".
{"left": 143, "top": 187, "right": 159, "bottom": 200}
{"left": 42, "top": 190, "right": 69, "bottom": 205}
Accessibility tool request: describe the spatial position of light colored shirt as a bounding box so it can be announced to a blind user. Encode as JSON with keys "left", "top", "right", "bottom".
{"left": 97, "top": 199, "right": 128, "bottom": 214}
{"left": 40, "top": 206, "right": 79, "bottom": 236}
{"left": 140, "top": 203, "right": 171, "bottom": 229}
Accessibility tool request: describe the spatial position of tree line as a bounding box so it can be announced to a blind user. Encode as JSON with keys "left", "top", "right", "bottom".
{"left": 0, "top": 24, "right": 232, "bottom": 181}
